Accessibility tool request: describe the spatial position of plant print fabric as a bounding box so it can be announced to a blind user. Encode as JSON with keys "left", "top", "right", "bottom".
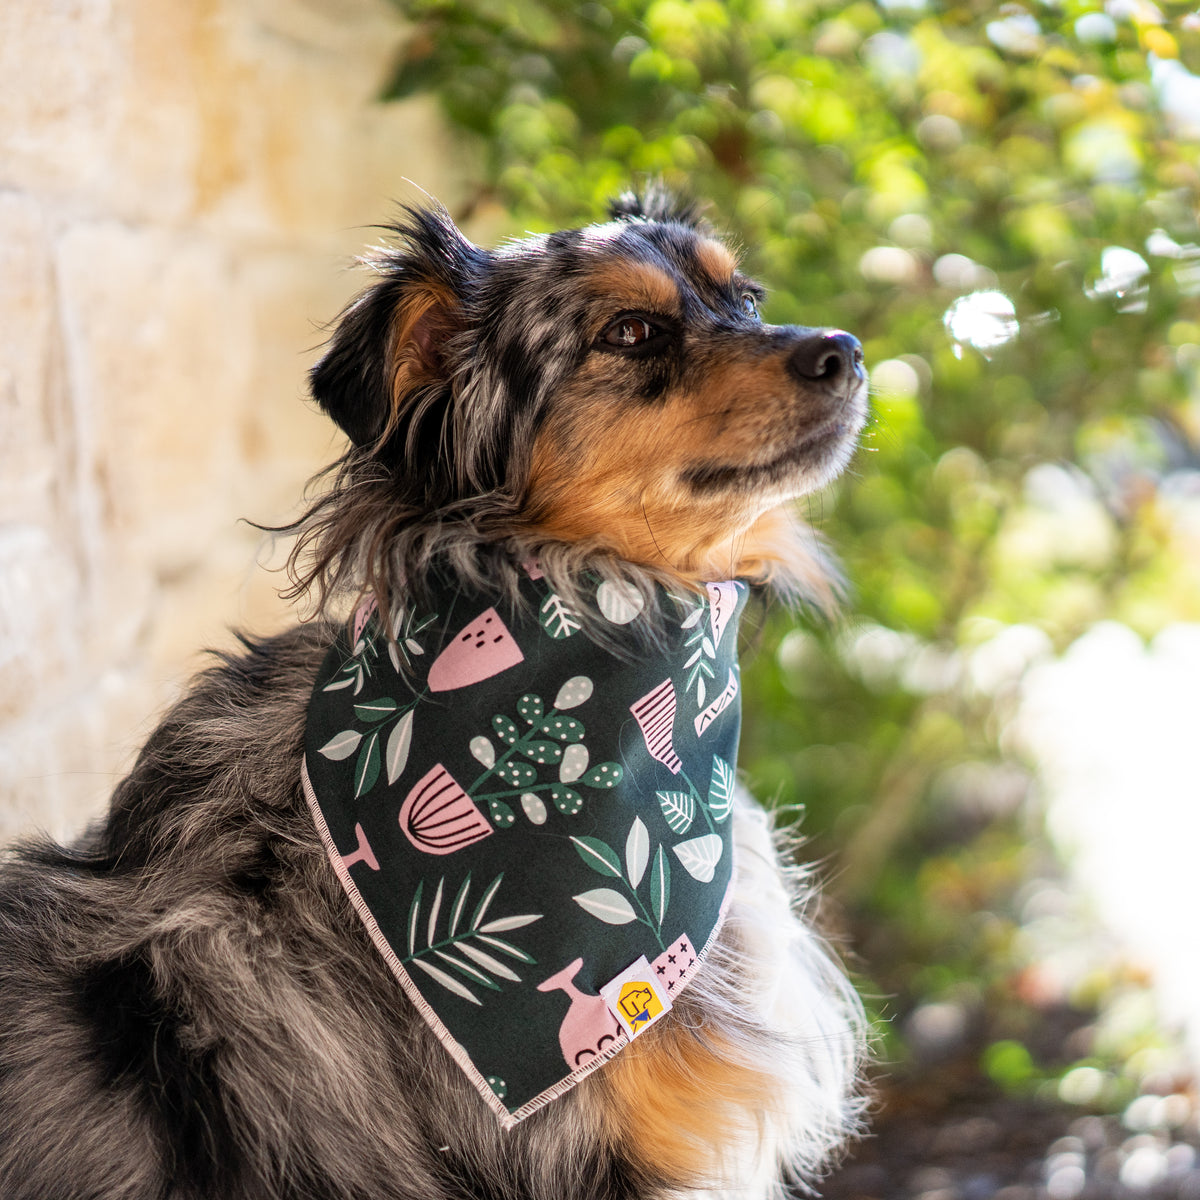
{"left": 301, "top": 565, "right": 748, "bottom": 1127}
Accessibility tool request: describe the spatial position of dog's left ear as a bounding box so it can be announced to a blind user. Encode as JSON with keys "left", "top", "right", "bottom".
{"left": 310, "top": 206, "right": 479, "bottom": 451}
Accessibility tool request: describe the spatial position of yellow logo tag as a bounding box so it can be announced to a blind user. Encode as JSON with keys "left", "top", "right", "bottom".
{"left": 601, "top": 955, "right": 672, "bottom": 1039}
{"left": 617, "top": 980, "right": 663, "bottom": 1030}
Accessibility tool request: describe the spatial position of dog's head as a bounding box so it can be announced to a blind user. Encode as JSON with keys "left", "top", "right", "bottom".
{"left": 304, "top": 189, "right": 867, "bottom": 604}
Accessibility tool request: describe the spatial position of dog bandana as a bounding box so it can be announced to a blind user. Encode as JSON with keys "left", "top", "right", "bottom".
{"left": 301, "top": 563, "right": 748, "bottom": 1127}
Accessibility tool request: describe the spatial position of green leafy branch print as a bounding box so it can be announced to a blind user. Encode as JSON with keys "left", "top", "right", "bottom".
{"left": 317, "top": 605, "right": 439, "bottom": 798}
{"left": 539, "top": 592, "right": 582, "bottom": 639}
{"left": 316, "top": 698, "right": 417, "bottom": 799}
{"left": 322, "top": 605, "right": 437, "bottom": 694}
{"left": 401, "top": 872, "right": 542, "bottom": 1006}
{"left": 322, "top": 629, "right": 379, "bottom": 697}
{"left": 656, "top": 755, "right": 736, "bottom": 837}
{"left": 570, "top": 817, "right": 670, "bottom": 952}
{"left": 464, "top": 677, "right": 623, "bottom": 827}
{"left": 385, "top": 607, "right": 438, "bottom": 674}
{"left": 679, "top": 598, "right": 717, "bottom": 709}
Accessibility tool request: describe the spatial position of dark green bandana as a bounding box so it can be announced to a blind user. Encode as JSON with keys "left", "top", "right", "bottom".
{"left": 301, "top": 564, "right": 748, "bottom": 1126}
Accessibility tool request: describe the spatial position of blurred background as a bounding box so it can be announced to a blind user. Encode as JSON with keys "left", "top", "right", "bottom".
{"left": 2, "top": 0, "right": 1199, "bottom": 1194}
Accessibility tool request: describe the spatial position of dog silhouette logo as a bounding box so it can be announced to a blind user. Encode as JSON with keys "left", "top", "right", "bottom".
{"left": 601, "top": 954, "right": 673, "bottom": 1039}
{"left": 617, "top": 982, "right": 662, "bottom": 1028}
{"left": 619, "top": 979, "right": 657, "bottom": 1027}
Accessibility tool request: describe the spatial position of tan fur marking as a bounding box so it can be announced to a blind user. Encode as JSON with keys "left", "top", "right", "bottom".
{"left": 385, "top": 283, "right": 458, "bottom": 433}
{"left": 521, "top": 347, "right": 846, "bottom": 589}
{"left": 588, "top": 260, "right": 680, "bottom": 315}
{"left": 600, "top": 1021, "right": 776, "bottom": 1187}
{"left": 524, "top": 390, "right": 759, "bottom": 581}
{"left": 695, "top": 238, "right": 737, "bottom": 286}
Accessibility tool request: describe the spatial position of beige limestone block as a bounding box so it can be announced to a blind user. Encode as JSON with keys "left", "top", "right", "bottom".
{"left": 0, "top": 0, "right": 471, "bottom": 846}
{"left": 0, "top": 194, "right": 59, "bottom": 524}
{"left": 54, "top": 222, "right": 253, "bottom": 561}
{"left": 0, "top": 0, "right": 121, "bottom": 203}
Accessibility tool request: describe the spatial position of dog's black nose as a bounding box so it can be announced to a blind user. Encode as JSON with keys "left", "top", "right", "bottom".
{"left": 787, "top": 330, "right": 863, "bottom": 386}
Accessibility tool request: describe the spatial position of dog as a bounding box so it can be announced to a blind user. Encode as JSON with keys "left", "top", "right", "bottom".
{"left": 0, "top": 189, "right": 868, "bottom": 1200}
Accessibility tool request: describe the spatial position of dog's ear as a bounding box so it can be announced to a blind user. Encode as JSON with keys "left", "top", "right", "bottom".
{"left": 608, "top": 185, "right": 704, "bottom": 229}
{"left": 310, "top": 207, "right": 479, "bottom": 450}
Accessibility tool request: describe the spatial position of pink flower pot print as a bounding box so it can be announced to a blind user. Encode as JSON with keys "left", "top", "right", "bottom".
{"left": 399, "top": 764, "right": 494, "bottom": 855}
{"left": 537, "top": 958, "right": 623, "bottom": 1068}
{"left": 630, "top": 679, "right": 682, "bottom": 774}
{"left": 426, "top": 608, "right": 524, "bottom": 692}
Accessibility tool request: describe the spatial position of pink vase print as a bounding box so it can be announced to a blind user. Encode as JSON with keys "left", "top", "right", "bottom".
{"left": 630, "top": 679, "right": 682, "bottom": 774}
{"left": 340, "top": 822, "right": 380, "bottom": 871}
{"left": 399, "top": 764, "right": 494, "bottom": 855}
{"left": 537, "top": 958, "right": 624, "bottom": 1068}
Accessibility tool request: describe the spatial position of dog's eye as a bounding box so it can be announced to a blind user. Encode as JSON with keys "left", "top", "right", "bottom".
{"left": 741, "top": 293, "right": 760, "bottom": 319}
{"left": 600, "top": 316, "right": 659, "bottom": 348}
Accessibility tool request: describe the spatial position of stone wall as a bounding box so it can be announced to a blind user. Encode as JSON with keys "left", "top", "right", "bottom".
{"left": 0, "top": 0, "right": 465, "bottom": 843}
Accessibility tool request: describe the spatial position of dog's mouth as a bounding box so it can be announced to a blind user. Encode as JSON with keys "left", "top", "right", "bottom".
{"left": 681, "top": 378, "right": 869, "bottom": 496}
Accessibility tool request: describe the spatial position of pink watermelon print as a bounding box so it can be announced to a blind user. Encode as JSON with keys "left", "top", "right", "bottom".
{"left": 427, "top": 608, "right": 524, "bottom": 692}
{"left": 400, "top": 764, "right": 494, "bottom": 855}
{"left": 630, "top": 680, "right": 682, "bottom": 774}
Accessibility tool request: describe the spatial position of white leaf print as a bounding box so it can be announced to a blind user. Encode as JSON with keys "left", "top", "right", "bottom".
{"left": 448, "top": 876, "right": 471, "bottom": 939}
{"left": 672, "top": 834, "right": 724, "bottom": 883}
{"left": 572, "top": 888, "right": 638, "bottom": 925}
{"left": 470, "top": 735, "right": 495, "bottom": 768}
{"left": 626, "top": 817, "right": 649, "bottom": 889}
{"left": 477, "top": 913, "right": 543, "bottom": 933}
{"left": 432, "top": 950, "right": 497, "bottom": 990}
{"left": 386, "top": 710, "right": 414, "bottom": 784}
{"left": 521, "top": 792, "right": 547, "bottom": 824}
{"left": 597, "top": 580, "right": 644, "bottom": 624}
{"left": 318, "top": 730, "right": 362, "bottom": 761}
{"left": 708, "top": 756, "right": 736, "bottom": 823}
{"left": 470, "top": 874, "right": 504, "bottom": 930}
{"left": 540, "top": 593, "right": 582, "bottom": 639}
{"left": 656, "top": 790, "right": 695, "bottom": 835}
{"left": 456, "top": 941, "right": 522, "bottom": 982}
{"left": 554, "top": 675, "right": 594, "bottom": 710}
{"left": 408, "top": 957, "right": 481, "bottom": 1005}
{"left": 559, "top": 743, "right": 590, "bottom": 783}
{"left": 426, "top": 877, "right": 444, "bottom": 950}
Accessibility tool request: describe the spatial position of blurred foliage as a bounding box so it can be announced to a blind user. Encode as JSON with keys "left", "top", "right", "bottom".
{"left": 383, "top": 0, "right": 1200, "bottom": 1105}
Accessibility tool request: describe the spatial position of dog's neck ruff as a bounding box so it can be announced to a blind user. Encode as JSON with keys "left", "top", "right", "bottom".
{"left": 302, "top": 564, "right": 748, "bottom": 1126}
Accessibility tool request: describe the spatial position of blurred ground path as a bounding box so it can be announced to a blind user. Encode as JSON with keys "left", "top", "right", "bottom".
{"left": 1018, "top": 622, "right": 1200, "bottom": 1071}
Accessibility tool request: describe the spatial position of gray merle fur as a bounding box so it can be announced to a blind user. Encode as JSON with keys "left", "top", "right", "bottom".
{"left": 0, "top": 194, "right": 867, "bottom": 1199}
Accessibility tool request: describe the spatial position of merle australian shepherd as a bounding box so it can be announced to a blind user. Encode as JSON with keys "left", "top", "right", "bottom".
{"left": 0, "top": 190, "right": 869, "bottom": 1200}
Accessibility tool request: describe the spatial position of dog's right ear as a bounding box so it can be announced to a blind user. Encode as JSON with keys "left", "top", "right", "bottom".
{"left": 310, "top": 207, "right": 480, "bottom": 450}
